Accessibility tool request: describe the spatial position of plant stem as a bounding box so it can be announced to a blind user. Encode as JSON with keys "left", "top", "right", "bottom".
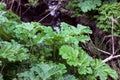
{"left": 102, "top": 16, "right": 119, "bottom": 63}
{"left": 0, "top": 62, "right": 6, "bottom": 73}
{"left": 111, "top": 16, "right": 115, "bottom": 56}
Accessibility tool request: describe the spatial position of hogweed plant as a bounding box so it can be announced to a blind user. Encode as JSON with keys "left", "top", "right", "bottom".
{"left": 0, "top": 2, "right": 119, "bottom": 80}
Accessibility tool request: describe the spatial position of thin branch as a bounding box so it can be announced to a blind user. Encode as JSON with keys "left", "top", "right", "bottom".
{"left": 115, "top": 49, "right": 119, "bottom": 54}
{"left": 103, "top": 55, "right": 113, "bottom": 62}
{"left": 111, "top": 16, "right": 115, "bottom": 55}
{"left": 38, "top": 0, "right": 62, "bottom": 22}
{"left": 10, "top": 0, "right": 15, "bottom": 10}
{"left": 89, "top": 39, "right": 111, "bottom": 55}
{"left": 0, "top": 63, "right": 6, "bottom": 73}
{"left": 102, "top": 16, "right": 119, "bottom": 63}
{"left": 103, "top": 55, "right": 120, "bottom": 62}
{"left": 95, "top": 47, "right": 111, "bottom": 55}
{"left": 113, "top": 55, "right": 120, "bottom": 59}
{"left": 38, "top": 12, "right": 51, "bottom": 22}
{"left": 99, "top": 35, "right": 111, "bottom": 48}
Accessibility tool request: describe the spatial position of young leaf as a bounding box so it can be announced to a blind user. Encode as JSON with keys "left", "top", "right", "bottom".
{"left": 59, "top": 45, "right": 79, "bottom": 66}
{"left": 64, "top": 74, "right": 78, "bottom": 80}
{"left": 91, "top": 59, "right": 118, "bottom": 80}
{"left": 0, "top": 40, "right": 29, "bottom": 62}
{"left": 78, "top": 0, "right": 101, "bottom": 12}
{"left": 16, "top": 63, "right": 66, "bottom": 80}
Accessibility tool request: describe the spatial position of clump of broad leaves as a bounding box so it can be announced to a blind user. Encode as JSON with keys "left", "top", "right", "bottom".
{"left": 0, "top": 2, "right": 118, "bottom": 80}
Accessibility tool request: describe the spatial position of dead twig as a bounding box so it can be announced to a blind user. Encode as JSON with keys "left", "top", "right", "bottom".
{"left": 95, "top": 47, "right": 111, "bottom": 55}
{"left": 89, "top": 39, "right": 111, "bottom": 55}
{"left": 103, "top": 16, "right": 119, "bottom": 63}
{"left": 10, "top": 0, "right": 15, "bottom": 10}
{"left": 99, "top": 35, "right": 111, "bottom": 48}
{"left": 103, "top": 55, "right": 120, "bottom": 62}
{"left": 38, "top": 0, "right": 62, "bottom": 22}
{"left": 111, "top": 16, "right": 115, "bottom": 55}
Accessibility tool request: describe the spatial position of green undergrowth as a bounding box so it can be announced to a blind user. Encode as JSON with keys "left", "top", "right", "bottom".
{"left": 0, "top": 2, "right": 118, "bottom": 80}
{"left": 96, "top": 2, "right": 120, "bottom": 36}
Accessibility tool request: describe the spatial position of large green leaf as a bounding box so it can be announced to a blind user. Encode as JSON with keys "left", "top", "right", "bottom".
{"left": 0, "top": 2, "right": 6, "bottom": 10}
{"left": 15, "top": 63, "right": 66, "bottom": 80}
{"left": 78, "top": 0, "right": 101, "bottom": 12}
{"left": 59, "top": 45, "right": 79, "bottom": 66}
{"left": 0, "top": 40, "right": 29, "bottom": 62}
{"left": 64, "top": 74, "right": 78, "bottom": 80}
{"left": 59, "top": 45, "right": 118, "bottom": 80}
{"left": 91, "top": 59, "right": 118, "bottom": 80}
